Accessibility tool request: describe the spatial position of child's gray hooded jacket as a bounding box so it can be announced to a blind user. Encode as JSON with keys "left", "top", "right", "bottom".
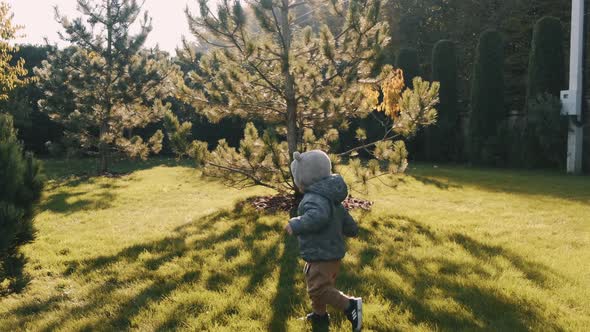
{"left": 288, "top": 174, "right": 359, "bottom": 262}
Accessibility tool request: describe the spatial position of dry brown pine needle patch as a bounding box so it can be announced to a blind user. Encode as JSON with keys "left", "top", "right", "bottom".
{"left": 248, "top": 194, "right": 373, "bottom": 212}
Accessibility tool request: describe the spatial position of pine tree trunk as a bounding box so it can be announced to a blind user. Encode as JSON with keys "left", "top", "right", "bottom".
{"left": 286, "top": 101, "right": 297, "bottom": 160}
{"left": 280, "top": 0, "right": 299, "bottom": 194}
{"left": 281, "top": 0, "right": 297, "bottom": 158}
{"left": 99, "top": 123, "right": 109, "bottom": 173}
{"left": 99, "top": 151, "right": 108, "bottom": 174}
{"left": 99, "top": 0, "right": 113, "bottom": 174}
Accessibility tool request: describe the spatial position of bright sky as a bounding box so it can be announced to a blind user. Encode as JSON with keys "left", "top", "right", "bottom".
{"left": 7, "top": 0, "right": 205, "bottom": 53}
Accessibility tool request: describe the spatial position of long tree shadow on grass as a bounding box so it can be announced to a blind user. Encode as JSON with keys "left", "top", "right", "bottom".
{"left": 408, "top": 164, "right": 590, "bottom": 204}
{"left": 42, "top": 157, "right": 190, "bottom": 181}
{"left": 336, "top": 214, "right": 567, "bottom": 331}
{"left": 5, "top": 202, "right": 303, "bottom": 331}
{"left": 0, "top": 253, "right": 30, "bottom": 296}
{"left": 4, "top": 204, "right": 569, "bottom": 331}
{"left": 41, "top": 181, "right": 122, "bottom": 215}
{"left": 41, "top": 157, "right": 196, "bottom": 215}
{"left": 408, "top": 175, "right": 463, "bottom": 190}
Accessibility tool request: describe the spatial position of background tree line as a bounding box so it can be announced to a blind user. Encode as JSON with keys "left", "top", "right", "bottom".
{"left": 3, "top": 0, "right": 588, "bottom": 172}
{"left": 380, "top": 0, "right": 584, "bottom": 170}
{"left": 384, "top": 0, "right": 570, "bottom": 113}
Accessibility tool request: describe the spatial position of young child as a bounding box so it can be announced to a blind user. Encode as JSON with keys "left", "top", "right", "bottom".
{"left": 285, "top": 150, "right": 362, "bottom": 332}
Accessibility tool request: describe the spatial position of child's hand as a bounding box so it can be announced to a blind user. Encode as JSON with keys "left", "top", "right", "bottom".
{"left": 284, "top": 223, "right": 293, "bottom": 235}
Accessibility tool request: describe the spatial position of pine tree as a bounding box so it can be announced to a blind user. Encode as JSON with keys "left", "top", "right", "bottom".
{"left": 35, "top": 0, "right": 182, "bottom": 173}
{"left": 0, "top": 2, "right": 44, "bottom": 268}
{"left": 0, "top": 114, "right": 44, "bottom": 256}
{"left": 395, "top": 47, "right": 421, "bottom": 89}
{"left": 427, "top": 40, "right": 458, "bottom": 161}
{"left": 181, "top": 0, "right": 439, "bottom": 193}
{"left": 469, "top": 29, "right": 505, "bottom": 164}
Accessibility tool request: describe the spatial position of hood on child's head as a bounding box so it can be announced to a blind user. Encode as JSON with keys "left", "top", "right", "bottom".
{"left": 290, "top": 150, "right": 348, "bottom": 202}
{"left": 291, "top": 150, "right": 332, "bottom": 191}
{"left": 306, "top": 174, "right": 348, "bottom": 204}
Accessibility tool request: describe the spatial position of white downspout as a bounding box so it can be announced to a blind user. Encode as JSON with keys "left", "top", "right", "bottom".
{"left": 562, "top": 0, "right": 585, "bottom": 174}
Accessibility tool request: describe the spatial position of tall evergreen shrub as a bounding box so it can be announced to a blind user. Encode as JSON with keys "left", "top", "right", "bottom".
{"left": 522, "top": 17, "right": 567, "bottom": 168}
{"left": 396, "top": 47, "right": 421, "bottom": 89}
{"left": 469, "top": 30, "right": 505, "bottom": 164}
{"left": 427, "top": 40, "right": 459, "bottom": 161}
{"left": 526, "top": 16, "right": 565, "bottom": 102}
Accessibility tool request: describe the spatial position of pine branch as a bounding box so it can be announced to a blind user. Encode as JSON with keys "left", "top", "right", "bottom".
{"left": 206, "top": 161, "right": 278, "bottom": 190}
{"left": 336, "top": 133, "right": 401, "bottom": 157}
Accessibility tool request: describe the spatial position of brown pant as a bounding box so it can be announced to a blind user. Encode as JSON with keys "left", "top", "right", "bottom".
{"left": 304, "top": 260, "right": 351, "bottom": 315}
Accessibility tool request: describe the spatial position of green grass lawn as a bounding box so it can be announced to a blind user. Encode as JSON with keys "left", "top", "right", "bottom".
{"left": 1, "top": 158, "right": 589, "bottom": 331}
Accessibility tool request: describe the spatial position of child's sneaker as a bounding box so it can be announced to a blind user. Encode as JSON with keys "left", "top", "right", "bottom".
{"left": 345, "top": 298, "right": 362, "bottom": 331}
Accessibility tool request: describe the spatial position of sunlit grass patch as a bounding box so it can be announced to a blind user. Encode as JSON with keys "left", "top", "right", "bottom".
{"left": 1, "top": 159, "right": 589, "bottom": 331}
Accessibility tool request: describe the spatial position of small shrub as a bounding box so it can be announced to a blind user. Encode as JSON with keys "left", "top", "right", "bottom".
{"left": 524, "top": 94, "right": 568, "bottom": 168}
{"left": 45, "top": 141, "right": 64, "bottom": 157}
{"left": 163, "top": 111, "right": 193, "bottom": 159}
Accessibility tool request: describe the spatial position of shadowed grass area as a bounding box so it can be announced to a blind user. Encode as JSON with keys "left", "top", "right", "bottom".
{"left": 408, "top": 163, "right": 590, "bottom": 203}
{"left": 0, "top": 159, "right": 589, "bottom": 331}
